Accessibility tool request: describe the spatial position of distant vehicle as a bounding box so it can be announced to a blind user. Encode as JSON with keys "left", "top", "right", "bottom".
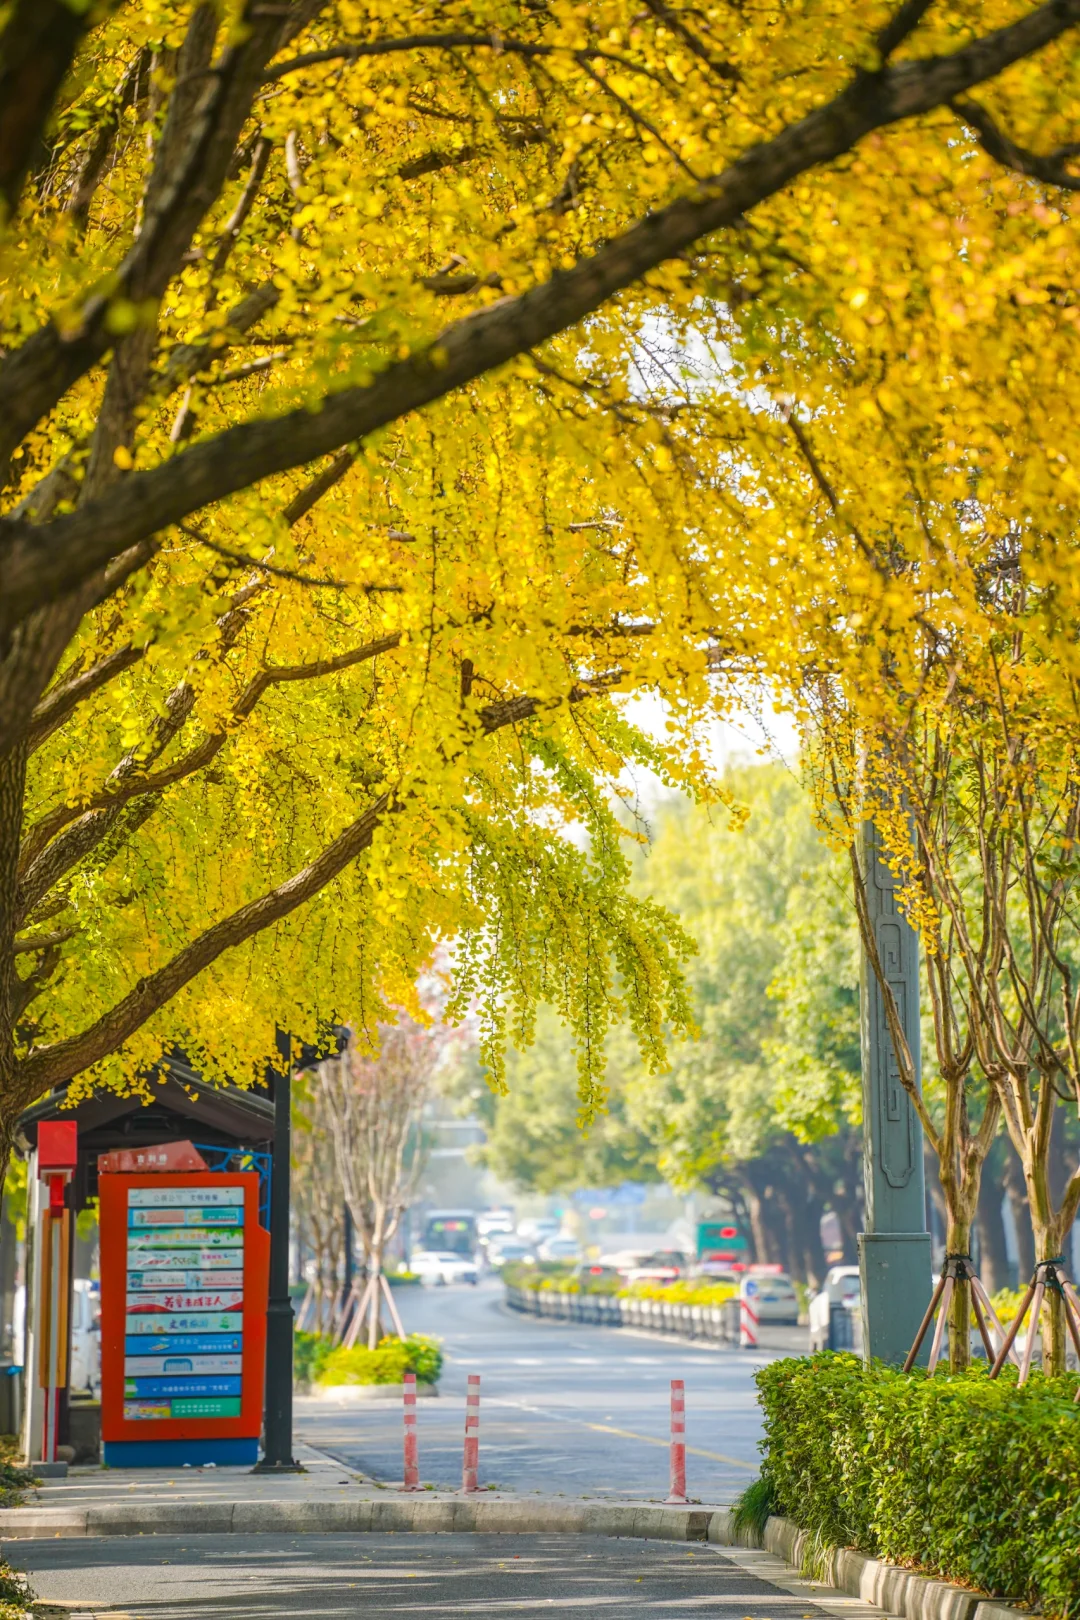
{"left": 487, "top": 1237, "right": 535, "bottom": 1266}
{"left": 422, "top": 1211, "right": 478, "bottom": 1257}
{"left": 517, "top": 1216, "right": 561, "bottom": 1243}
{"left": 808, "top": 1266, "right": 861, "bottom": 1351}
{"left": 537, "top": 1235, "right": 582, "bottom": 1262}
{"left": 598, "top": 1249, "right": 656, "bottom": 1275}
{"left": 409, "top": 1250, "right": 480, "bottom": 1287}
{"left": 749, "top": 1271, "right": 800, "bottom": 1326}
{"left": 477, "top": 1208, "right": 515, "bottom": 1238}
{"left": 575, "top": 1262, "right": 620, "bottom": 1288}
{"left": 696, "top": 1218, "right": 748, "bottom": 1266}
{"left": 70, "top": 1280, "right": 101, "bottom": 1398}
{"left": 624, "top": 1249, "right": 687, "bottom": 1284}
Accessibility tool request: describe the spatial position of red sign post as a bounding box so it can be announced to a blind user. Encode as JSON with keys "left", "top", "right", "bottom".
{"left": 99, "top": 1170, "right": 269, "bottom": 1466}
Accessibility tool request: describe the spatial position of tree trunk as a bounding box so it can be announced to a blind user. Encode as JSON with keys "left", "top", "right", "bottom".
{"left": 945, "top": 1215, "right": 972, "bottom": 1373}
{"left": 741, "top": 1184, "right": 772, "bottom": 1268}
{"left": 366, "top": 1251, "right": 384, "bottom": 1351}
{"left": 975, "top": 1161, "right": 1011, "bottom": 1297}
{"left": 1005, "top": 1145, "right": 1035, "bottom": 1279}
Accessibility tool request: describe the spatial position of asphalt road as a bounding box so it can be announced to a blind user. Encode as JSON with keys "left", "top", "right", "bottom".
{"left": 8, "top": 1533, "right": 832, "bottom": 1619}
{"left": 296, "top": 1281, "right": 801, "bottom": 1501}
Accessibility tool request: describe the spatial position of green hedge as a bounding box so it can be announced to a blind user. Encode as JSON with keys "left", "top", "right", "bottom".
{"left": 757, "top": 1355, "right": 1080, "bottom": 1620}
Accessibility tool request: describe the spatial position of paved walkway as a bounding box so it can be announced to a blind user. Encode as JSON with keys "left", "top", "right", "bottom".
{"left": 8, "top": 1532, "right": 893, "bottom": 1620}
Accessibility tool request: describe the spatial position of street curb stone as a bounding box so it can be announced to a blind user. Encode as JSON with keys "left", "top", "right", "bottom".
{"left": 706, "top": 1512, "right": 1033, "bottom": 1620}
{"left": 0, "top": 1498, "right": 1036, "bottom": 1620}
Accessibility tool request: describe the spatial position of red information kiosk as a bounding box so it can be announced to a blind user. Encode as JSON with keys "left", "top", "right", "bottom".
{"left": 99, "top": 1165, "right": 269, "bottom": 1466}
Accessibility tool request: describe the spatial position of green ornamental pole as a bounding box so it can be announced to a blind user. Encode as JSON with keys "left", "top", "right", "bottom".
{"left": 858, "top": 820, "right": 932, "bottom": 1364}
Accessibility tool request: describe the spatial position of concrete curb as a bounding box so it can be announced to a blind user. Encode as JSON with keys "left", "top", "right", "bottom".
{"left": 707, "top": 1511, "right": 1034, "bottom": 1620}
{"left": 0, "top": 1498, "right": 1036, "bottom": 1620}
{"left": 0, "top": 1499, "right": 714, "bottom": 1542}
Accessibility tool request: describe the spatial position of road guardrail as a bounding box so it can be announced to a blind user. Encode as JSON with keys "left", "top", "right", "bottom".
{"left": 504, "top": 1284, "right": 741, "bottom": 1343}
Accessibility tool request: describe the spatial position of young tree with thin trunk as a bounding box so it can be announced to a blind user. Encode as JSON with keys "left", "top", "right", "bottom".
{"left": 314, "top": 1016, "right": 442, "bottom": 1348}
{"left": 293, "top": 1073, "right": 345, "bottom": 1332}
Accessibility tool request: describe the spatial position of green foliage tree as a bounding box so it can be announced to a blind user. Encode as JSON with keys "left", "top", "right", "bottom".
{"left": 472, "top": 762, "right": 864, "bottom": 1285}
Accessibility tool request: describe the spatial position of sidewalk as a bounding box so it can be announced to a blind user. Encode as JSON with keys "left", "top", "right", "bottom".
{"left": 0, "top": 1443, "right": 726, "bottom": 1540}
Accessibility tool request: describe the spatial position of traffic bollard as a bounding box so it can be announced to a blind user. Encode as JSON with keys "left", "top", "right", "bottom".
{"left": 462, "top": 1373, "right": 480, "bottom": 1493}
{"left": 739, "top": 1293, "right": 759, "bottom": 1348}
{"left": 401, "top": 1371, "right": 420, "bottom": 1491}
{"left": 666, "top": 1378, "right": 688, "bottom": 1503}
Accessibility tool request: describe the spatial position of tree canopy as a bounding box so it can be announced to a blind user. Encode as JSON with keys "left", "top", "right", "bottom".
{"left": 1, "top": 0, "right": 1079, "bottom": 1173}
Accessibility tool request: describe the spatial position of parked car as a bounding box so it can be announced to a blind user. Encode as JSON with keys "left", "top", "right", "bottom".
{"left": 409, "top": 1250, "right": 480, "bottom": 1286}
{"left": 70, "top": 1279, "right": 101, "bottom": 1398}
{"left": 537, "top": 1235, "right": 582, "bottom": 1262}
{"left": 477, "top": 1208, "right": 515, "bottom": 1239}
{"left": 748, "top": 1271, "right": 800, "bottom": 1325}
{"left": 808, "top": 1265, "right": 861, "bottom": 1351}
{"left": 487, "top": 1237, "right": 536, "bottom": 1267}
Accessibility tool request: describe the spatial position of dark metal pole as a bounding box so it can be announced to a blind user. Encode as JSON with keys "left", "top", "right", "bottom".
{"left": 253, "top": 1028, "right": 302, "bottom": 1472}
{"left": 858, "top": 820, "right": 932, "bottom": 1364}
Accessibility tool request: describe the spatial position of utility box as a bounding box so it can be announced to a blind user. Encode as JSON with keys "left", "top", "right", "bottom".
{"left": 99, "top": 1171, "right": 269, "bottom": 1466}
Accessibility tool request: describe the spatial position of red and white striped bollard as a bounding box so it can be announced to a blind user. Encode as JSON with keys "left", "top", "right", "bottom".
{"left": 739, "top": 1282, "right": 759, "bottom": 1348}
{"left": 462, "top": 1372, "right": 481, "bottom": 1493}
{"left": 666, "top": 1378, "right": 688, "bottom": 1503}
{"left": 401, "top": 1371, "right": 420, "bottom": 1491}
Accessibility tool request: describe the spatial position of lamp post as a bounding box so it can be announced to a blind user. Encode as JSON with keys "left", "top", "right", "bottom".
{"left": 858, "top": 820, "right": 932, "bottom": 1363}
{"left": 254, "top": 1027, "right": 302, "bottom": 1472}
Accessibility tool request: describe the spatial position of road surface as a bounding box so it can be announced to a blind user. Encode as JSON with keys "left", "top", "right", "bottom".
{"left": 8, "top": 1532, "right": 838, "bottom": 1619}
{"left": 296, "top": 1281, "right": 800, "bottom": 1502}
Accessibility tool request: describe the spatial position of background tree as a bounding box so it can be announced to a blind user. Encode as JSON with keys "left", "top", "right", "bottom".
{"left": 313, "top": 1014, "right": 442, "bottom": 1347}
{"left": 0, "top": 0, "right": 1075, "bottom": 1172}
{"left": 472, "top": 763, "right": 864, "bottom": 1288}
{"left": 293, "top": 1074, "right": 345, "bottom": 1332}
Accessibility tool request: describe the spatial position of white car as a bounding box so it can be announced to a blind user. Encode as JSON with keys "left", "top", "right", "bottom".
{"left": 537, "top": 1235, "right": 582, "bottom": 1262}
{"left": 409, "top": 1250, "right": 479, "bottom": 1286}
{"left": 518, "top": 1217, "right": 561, "bottom": 1244}
{"left": 487, "top": 1238, "right": 535, "bottom": 1266}
{"left": 808, "top": 1265, "right": 861, "bottom": 1350}
{"left": 477, "top": 1209, "right": 515, "bottom": 1238}
{"left": 747, "top": 1271, "right": 800, "bottom": 1325}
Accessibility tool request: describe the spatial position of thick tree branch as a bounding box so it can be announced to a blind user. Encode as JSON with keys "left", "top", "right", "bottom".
{"left": 4, "top": 0, "right": 1077, "bottom": 630}
{"left": 0, "top": 0, "right": 103, "bottom": 218}
{"left": 18, "top": 632, "right": 402, "bottom": 902}
{"left": 952, "top": 95, "right": 1080, "bottom": 189}
{"left": 17, "top": 794, "right": 392, "bottom": 1094}
{"left": 26, "top": 643, "right": 146, "bottom": 753}
{"left": 0, "top": 0, "right": 309, "bottom": 473}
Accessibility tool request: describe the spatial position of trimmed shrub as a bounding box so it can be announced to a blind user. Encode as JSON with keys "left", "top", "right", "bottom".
{"left": 316, "top": 1334, "right": 443, "bottom": 1387}
{"left": 757, "top": 1354, "right": 1080, "bottom": 1620}
{"left": 293, "top": 1330, "right": 334, "bottom": 1386}
{"left": 619, "top": 1279, "right": 737, "bottom": 1306}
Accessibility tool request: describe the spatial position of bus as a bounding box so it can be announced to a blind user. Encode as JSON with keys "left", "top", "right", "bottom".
{"left": 421, "top": 1210, "right": 479, "bottom": 1257}
{"left": 696, "top": 1218, "right": 748, "bottom": 1269}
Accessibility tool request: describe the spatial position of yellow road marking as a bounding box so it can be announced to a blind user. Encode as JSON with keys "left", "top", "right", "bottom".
{"left": 583, "top": 1423, "right": 755, "bottom": 1470}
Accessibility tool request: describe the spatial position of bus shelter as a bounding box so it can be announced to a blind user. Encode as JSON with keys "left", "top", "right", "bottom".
{"left": 16, "top": 1057, "right": 275, "bottom": 1466}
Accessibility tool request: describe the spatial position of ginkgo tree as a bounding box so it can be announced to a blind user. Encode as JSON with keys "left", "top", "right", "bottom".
{"left": 0, "top": 0, "right": 1079, "bottom": 1190}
